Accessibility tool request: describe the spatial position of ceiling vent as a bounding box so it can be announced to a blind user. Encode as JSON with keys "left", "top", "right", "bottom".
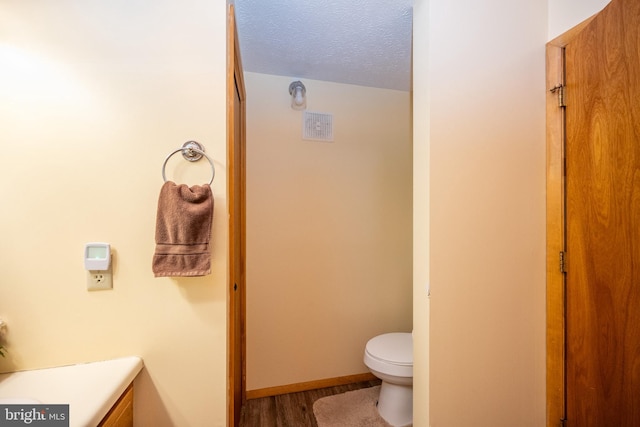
{"left": 303, "top": 111, "right": 333, "bottom": 142}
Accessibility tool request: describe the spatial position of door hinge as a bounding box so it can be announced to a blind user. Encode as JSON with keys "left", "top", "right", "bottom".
{"left": 559, "top": 251, "right": 567, "bottom": 273}
{"left": 550, "top": 84, "right": 566, "bottom": 107}
{"left": 560, "top": 418, "right": 567, "bottom": 427}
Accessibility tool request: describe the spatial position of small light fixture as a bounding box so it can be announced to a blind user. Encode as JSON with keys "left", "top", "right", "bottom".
{"left": 288, "top": 80, "right": 306, "bottom": 110}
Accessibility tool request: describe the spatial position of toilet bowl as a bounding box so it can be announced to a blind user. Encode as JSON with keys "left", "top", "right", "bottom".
{"left": 364, "top": 332, "right": 413, "bottom": 427}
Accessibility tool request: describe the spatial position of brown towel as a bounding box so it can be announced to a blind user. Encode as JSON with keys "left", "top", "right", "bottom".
{"left": 152, "top": 181, "right": 213, "bottom": 277}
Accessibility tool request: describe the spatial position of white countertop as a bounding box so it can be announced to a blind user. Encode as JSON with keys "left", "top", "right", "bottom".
{"left": 0, "top": 356, "right": 143, "bottom": 427}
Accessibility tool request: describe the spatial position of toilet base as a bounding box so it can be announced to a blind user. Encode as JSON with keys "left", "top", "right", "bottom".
{"left": 376, "top": 381, "right": 413, "bottom": 427}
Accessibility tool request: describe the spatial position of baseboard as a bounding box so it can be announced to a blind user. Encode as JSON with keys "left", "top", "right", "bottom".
{"left": 246, "top": 372, "right": 377, "bottom": 400}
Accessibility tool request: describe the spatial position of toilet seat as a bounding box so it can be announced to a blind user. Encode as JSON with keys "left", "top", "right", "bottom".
{"left": 364, "top": 333, "right": 413, "bottom": 378}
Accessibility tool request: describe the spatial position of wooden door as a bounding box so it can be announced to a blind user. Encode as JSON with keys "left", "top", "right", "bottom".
{"left": 547, "top": 1, "right": 640, "bottom": 426}
{"left": 228, "top": 5, "right": 246, "bottom": 427}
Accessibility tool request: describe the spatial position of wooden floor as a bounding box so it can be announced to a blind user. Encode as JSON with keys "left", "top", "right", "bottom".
{"left": 239, "top": 380, "right": 381, "bottom": 427}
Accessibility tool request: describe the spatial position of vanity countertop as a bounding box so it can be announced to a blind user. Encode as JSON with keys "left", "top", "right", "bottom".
{"left": 0, "top": 356, "right": 143, "bottom": 427}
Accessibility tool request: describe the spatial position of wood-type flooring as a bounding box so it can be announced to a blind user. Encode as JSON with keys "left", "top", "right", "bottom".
{"left": 239, "top": 379, "right": 381, "bottom": 427}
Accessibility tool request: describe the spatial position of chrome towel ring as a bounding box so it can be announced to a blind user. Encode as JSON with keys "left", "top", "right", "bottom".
{"left": 162, "top": 141, "right": 215, "bottom": 185}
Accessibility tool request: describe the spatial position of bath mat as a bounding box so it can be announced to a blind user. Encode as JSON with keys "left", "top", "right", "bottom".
{"left": 313, "top": 386, "right": 409, "bottom": 427}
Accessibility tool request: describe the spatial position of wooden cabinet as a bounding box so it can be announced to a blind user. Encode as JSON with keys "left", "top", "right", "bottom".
{"left": 98, "top": 384, "right": 133, "bottom": 427}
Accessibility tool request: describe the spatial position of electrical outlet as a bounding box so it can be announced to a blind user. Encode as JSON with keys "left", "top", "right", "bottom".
{"left": 87, "top": 270, "right": 113, "bottom": 291}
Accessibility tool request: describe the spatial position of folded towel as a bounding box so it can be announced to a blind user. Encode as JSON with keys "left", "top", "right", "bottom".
{"left": 152, "top": 181, "right": 214, "bottom": 277}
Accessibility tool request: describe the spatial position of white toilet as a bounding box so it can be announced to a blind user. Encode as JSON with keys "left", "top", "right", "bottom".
{"left": 364, "top": 332, "right": 413, "bottom": 427}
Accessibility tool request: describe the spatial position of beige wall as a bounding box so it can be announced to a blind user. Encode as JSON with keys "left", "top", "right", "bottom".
{"left": 412, "top": 0, "right": 430, "bottom": 424}
{"left": 0, "top": 2, "right": 228, "bottom": 426}
{"left": 244, "top": 73, "right": 412, "bottom": 391}
{"left": 427, "top": 0, "right": 547, "bottom": 425}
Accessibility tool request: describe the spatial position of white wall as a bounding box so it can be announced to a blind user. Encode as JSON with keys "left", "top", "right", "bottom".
{"left": 244, "top": 73, "right": 413, "bottom": 391}
{"left": 0, "top": 2, "right": 228, "bottom": 426}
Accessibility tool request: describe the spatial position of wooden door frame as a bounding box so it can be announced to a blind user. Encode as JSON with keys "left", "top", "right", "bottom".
{"left": 545, "top": 15, "right": 598, "bottom": 427}
{"left": 227, "top": 4, "right": 247, "bottom": 427}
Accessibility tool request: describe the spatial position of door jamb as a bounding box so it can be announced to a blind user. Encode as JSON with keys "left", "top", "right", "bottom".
{"left": 545, "top": 16, "right": 597, "bottom": 427}
{"left": 545, "top": 39, "right": 566, "bottom": 427}
{"left": 227, "top": 4, "right": 247, "bottom": 426}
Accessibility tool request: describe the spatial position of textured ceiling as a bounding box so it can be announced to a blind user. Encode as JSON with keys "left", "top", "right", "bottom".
{"left": 234, "top": 0, "right": 413, "bottom": 91}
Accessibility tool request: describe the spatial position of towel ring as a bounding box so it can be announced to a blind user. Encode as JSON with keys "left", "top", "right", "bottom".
{"left": 162, "top": 141, "right": 215, "bottom": 185}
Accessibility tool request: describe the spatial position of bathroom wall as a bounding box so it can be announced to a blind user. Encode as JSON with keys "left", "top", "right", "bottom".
{"left": 244, "top": 72, "right": 413, "bottom": 391}
{"left": 412, "top": 0, "right": 430, "bottom": 424}
{"left": 427, "top": 0, "right": 548, "bottom": 425}
{"left": 0, "top": 2, "right": 228, "bottom": 426}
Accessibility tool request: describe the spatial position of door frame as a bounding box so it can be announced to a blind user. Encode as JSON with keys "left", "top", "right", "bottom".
{"left": 545, "top": 14, "right": 599, "bottom": 427}
{"left": 227, "top": 4, "right": 247, "bottom": 427}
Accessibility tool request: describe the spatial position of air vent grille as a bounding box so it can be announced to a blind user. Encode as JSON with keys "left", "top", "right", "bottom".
{"left": 303, "top": 111, "right": 333, "bottom": 142}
